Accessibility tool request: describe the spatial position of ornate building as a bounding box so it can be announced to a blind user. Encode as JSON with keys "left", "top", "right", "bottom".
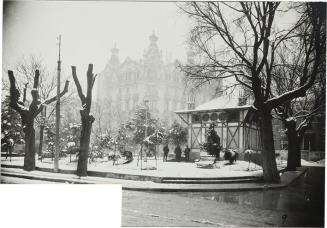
{"left": 96, "top": 32, "right": 222, "bottom": 131}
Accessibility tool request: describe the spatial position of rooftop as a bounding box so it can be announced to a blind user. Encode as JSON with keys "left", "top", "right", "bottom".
{"left": 175, "top": 94, "right": 253, "bottom": 114}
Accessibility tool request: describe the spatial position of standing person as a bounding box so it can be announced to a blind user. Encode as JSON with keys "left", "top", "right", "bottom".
{"left": 175, "top": 145, "right": 182, "bottom": 162}
{"left": 163, "top": 145, "right": 169, "bottom": 162}
{"left": 184, "top": 145, "right": 190, "bottom": 162}
{"left": 4, "top": 138, "right": 14, "bottom": 162}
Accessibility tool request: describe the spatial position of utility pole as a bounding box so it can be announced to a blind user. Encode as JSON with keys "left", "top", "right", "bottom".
{"left": 54, "top": 35, "right": 61, "bottom": 172}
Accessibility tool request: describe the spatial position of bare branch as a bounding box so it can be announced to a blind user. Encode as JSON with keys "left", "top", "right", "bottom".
{"left": 71, "top": 66, "right": 86, "bottom": 104}
{"left": 43, "top": 80, "right": 70, "bottom": 105}
{"left": 34, "top": 80, "right": 70, "bottom": 117}
{"left": 8, "top": 70, "right": 25, "bottom": 114}
{"left": 23, "top": 83, "right": 28, "bottom": 103}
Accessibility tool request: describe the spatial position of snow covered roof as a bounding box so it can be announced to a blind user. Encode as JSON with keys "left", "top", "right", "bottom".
{"left": 175, "top": 94, "right": 253, "bottom": 114}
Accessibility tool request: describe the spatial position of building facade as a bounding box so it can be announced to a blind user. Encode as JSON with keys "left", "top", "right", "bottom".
{"left": 96, "top": 33, "right": 222, "bottom": 131}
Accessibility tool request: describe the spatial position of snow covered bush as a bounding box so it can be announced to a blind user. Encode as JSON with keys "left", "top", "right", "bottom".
{"left": 167, "top": 121, "right": 187, "bottom": 146}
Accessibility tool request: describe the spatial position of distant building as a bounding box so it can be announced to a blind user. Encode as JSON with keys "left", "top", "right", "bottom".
{"left": 96, "top": 32, "right": 222, "bottom": 130}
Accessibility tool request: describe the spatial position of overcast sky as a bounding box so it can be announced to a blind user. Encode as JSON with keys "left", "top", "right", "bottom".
{"left": 3, "top": 1, "right": 191, "bottom": 78}
{"left": 3, "top": 1, "right": 300, "bottom": 89}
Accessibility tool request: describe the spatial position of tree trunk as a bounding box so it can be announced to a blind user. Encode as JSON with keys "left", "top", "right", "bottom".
{"left": 76, "top": 113, "right": 93, "bottom": 176}
{"left": 7, "top": 70, "right": 69, "bottom": 171}
{"left": 38, "top": 108, "right": 46, "bottom": 159}
{"left": 23, "top": 120, "right": 36, "bottom": 171}
{"left": 285, "top": 119, "right": 302, "bottom": 171}
{"left": 259, "top": 110, "right": 280, "bottom": 183}
{"left": 294, "top": 137, "right": 302, "bottom": 167}
{"left": 71, "top": 64, "right": 96, "bottom": 177}
{"left": 38, "top": 125, "right": 45, "bottom": 159}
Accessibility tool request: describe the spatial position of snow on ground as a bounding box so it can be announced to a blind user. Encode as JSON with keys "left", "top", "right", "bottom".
{"left": 5, "top": 154, "right": 321, "bottom": 179}
{"left": 1, "top": 156, "right": 266, "bottom": 178}
{"left": 301, "top": 159, "right": 325, "bottom": 167}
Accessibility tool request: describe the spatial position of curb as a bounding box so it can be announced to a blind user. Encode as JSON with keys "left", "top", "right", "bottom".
{"left": 1, "top": 172, "right": 90, "bottom": 184}
{"left": 1, "top": 171, "right": 285, "bottom": 192}
{"left": 286, "top": 167, "right": 308, "bottom": 186}
{"left": 122, "top": 185, "right": 287, "bottom": 192}
{"left": 1, "top": 166, "right": 308, "bottom": 192}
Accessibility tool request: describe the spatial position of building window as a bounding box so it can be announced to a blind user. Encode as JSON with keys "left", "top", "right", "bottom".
{"left": 202, "top": 113, "right": 209, "bottom": 121}
{"left": 227, "top": 111, "right": 239, "bottom": 122}
{"left": 192, "top": 114, "right": 201, "bottom": 123}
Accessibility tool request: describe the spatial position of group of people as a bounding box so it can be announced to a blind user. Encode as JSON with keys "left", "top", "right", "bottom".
{"left": 163, "top": 145, "right": 190, "bottom": 162}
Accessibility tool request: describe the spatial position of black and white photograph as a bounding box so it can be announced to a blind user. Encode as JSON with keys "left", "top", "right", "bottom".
{"left": 1, "top": 1, "right": 325, "bottom": 227}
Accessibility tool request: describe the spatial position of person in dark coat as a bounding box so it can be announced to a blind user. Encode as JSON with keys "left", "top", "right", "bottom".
{"left": 174, "top": 145, "right": 182, "bottom": 162}
{"left": 163, "top": 145, "right": 169, "bottom": 162}
{"left": 184, "top": 145, "right": 190, "bottom": 162}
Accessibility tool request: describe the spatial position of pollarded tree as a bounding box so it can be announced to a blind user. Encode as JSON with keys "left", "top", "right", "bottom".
{"left": 15, "top": 56, "right": 56, "bottom": 158}
{"left": 180, "top": 2, "right": 325, "bottom": 182}
{"left": 7, "top": 70, "right": 69, "bottom": 171}
{"left": 71, "top": 64, "right": 97, "bottom": 177}
{"left": 14, "top": 55, "right": 74, "bottom": 158}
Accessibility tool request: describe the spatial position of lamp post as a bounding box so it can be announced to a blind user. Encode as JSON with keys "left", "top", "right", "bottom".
{"left": 54, "top": 35, "right": 61, "bottom": 173}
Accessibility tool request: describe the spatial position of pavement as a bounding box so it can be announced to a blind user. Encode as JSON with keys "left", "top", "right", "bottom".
{"left": 122, "top": 167, "right": 324, "bottom": 227}
{"left": 0, "top": 163, "right": 308, "bottom": 191}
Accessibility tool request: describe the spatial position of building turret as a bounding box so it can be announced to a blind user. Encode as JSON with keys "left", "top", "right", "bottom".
{"left": 143, "top": 31, "right": 162, "bottom": 66}
{"left": 109, "top": 43, "right": 120, "bottom": 67}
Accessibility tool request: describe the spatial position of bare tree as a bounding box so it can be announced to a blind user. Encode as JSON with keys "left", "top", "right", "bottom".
{"left": 15, "top": 56, "right": 55, "bottom": 158}
{"left": 14, "top": 56, "right": 74, "bottom": 158}
{"left": 180, "top": 2, "right": 325, "bottom": 182}
{"left": 273, "top": 29, "right": 326, "bottom": 170}
{"left": 7, "top": 70, "right": 69, "bottom": 171}
{"left": 71, "top": 64, "right": 97, "bottom": 177}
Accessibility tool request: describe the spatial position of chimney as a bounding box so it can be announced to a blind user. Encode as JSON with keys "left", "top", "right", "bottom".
{"left": 187, "top": 93, "right": 195, "bottom": 110}
{"left": 238, "top": 90, "right": 247, "bottom": 106}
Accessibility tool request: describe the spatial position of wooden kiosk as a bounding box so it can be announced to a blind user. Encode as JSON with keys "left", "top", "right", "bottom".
{"left": 175, "top": 94, "right": 262, "bottom": 162}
